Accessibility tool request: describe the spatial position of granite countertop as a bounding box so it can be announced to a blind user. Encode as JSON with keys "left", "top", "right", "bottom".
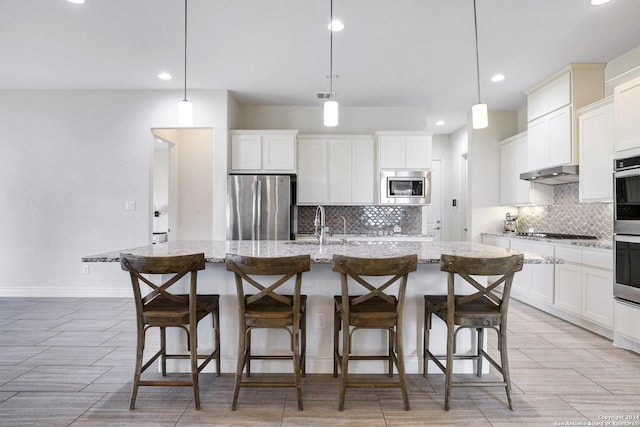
{"left": 82, "top": 240, "right": 556, "bottom": 265}
{"left": 482, "top": 232, "right": 613, "bottom": 250}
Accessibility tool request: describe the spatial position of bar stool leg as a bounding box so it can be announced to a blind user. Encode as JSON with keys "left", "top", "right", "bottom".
{"left": 476, "top": 327, "right": 484, "bottom": 377}
{"left": 232, "top": 325, "right": 247, "bottom": 411}
{"left": 338, "top": 324, "right": 349, "bottom": 411}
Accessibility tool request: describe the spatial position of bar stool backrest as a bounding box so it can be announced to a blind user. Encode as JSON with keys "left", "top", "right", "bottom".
{"left": 439, "top": 254, "right": 524, "bottom": 313}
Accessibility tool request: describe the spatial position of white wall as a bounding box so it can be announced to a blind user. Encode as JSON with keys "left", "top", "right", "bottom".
{"left": 0, "top": 89, "right": 229, "bottom": 296}
{"left": 446, "top": 127, "right": 468, "bottom": 241}
{"left": 468, "top": 111, "right": 518, "bottom": 242}
{"left": 235, "top": 105, "right": 431, "bottom": 134}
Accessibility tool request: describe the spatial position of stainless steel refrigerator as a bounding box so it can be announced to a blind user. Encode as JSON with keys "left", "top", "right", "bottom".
{"left": 226, "top": 175, "right": 295, "bottom": 240}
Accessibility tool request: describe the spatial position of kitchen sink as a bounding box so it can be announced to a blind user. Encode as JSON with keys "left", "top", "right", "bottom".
{"left": 285, "top": 240, "right": 360, "bottom": 246}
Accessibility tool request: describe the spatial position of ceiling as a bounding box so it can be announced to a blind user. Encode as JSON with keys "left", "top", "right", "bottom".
{"left": 3, "top": 0, "right": 640, "bottom": 134}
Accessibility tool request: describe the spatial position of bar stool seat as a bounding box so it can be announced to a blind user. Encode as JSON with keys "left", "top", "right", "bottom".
{"left": 120, "top": 252, "right": 220, "bottom": 410}
{"left": 332, "top": 254, "right": 417, "bottom": 411}
{"left": 423, "top": 254, "right": 524, "bottom": 411}
{"left": 225, "top": 253, "right": 310, "bottom": 411}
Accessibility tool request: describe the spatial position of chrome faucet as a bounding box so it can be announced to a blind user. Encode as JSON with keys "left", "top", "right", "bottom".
{"left": 340, "top": 215, "right": 347, "bottom": 242}
{"left": 314, "top": 205, "right": 327, "bottom": 245}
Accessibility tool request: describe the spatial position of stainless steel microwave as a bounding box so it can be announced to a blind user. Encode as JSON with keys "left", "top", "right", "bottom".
{"left": 380, "top": 170, "right": 431, "bottom": 205}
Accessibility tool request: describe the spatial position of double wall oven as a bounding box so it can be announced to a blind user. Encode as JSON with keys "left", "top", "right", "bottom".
{"left": 614, "top": 155, "right": 640, "bottom": 305}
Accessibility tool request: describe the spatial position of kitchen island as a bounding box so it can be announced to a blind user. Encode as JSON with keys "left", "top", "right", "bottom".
{"left": 83, "top": 240, "right": 553, "bottom": 374}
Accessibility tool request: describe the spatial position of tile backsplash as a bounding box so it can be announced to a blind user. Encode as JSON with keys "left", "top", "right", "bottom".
{"left": 297, "top": 205, "right": 422, "bottom": 236}
{"left": 517, "top": 183, "right": 613, "bottom": 240}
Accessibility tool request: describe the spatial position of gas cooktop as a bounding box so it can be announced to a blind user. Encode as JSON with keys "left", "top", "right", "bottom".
{"left": 516, "top": 232, "right": 598, "bottom": 240}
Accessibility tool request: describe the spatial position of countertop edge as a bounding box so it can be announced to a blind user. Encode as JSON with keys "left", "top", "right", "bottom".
{"left": 82, "top": 240, "right": 557, "bottom": 265}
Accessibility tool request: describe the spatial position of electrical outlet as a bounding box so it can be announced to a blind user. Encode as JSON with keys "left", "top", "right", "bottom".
{"left": 315, "top": 313, "right": 326, "bottom": 329}
{"left": 125, "top": 201, "right": 136, "bottom": 211}
{"left": 82, "top": 264, "right": 90, "bottom": 274}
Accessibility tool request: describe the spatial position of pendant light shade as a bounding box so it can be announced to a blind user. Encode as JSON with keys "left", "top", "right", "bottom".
{"left": 472, "top": 103, "right": 488, "bottom": 129}
{"left": 324, "top": 0, "right": 338, "bottom": 127}
{"left": 177, "top": 0, "right": 193, "bottom": 127}
{"left": 178, "top": 99, "right": 193, "bottom": 127}
{"left": 471, "top": 0, "right": 488, "bottom": 129}
{"left": 324, "top": 100, "right": 338, "bottom": 127}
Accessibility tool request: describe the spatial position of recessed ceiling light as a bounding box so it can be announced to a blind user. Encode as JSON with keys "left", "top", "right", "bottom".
{"left": 435, "top": 120, "right": 445, "bottom": 126}
{"left": 328, "top": 20, "right": 344, "bottom": 32}
{"left": 590, "top": 0, "right": 610, "bottom": 5}
{"left": 158, "top": 72, "right": 172, "bottom": 81}
{"left": 67, "top": 0, "right": 86, "bottom": 4}
{"left": 491, "top": 74, "right": 505, "bottom": 82}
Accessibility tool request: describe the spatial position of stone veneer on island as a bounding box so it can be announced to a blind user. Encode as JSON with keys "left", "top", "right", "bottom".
{"left": 83, "top": 240, "right": 554, "bottom": 375}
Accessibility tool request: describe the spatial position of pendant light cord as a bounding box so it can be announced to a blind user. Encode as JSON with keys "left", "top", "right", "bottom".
{"left": 183, "top": 0, "right": 188, "bottom": 102}
{"left": 473, "top": 0, "right": 481, "bottom": 104}
{"left": 329, "top": 0, "right": 334, "bottom": 99}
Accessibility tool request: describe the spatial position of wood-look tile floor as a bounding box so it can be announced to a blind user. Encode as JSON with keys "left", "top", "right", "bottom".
{"left": 1, "top": 297, "right": 639, "bottom": 426}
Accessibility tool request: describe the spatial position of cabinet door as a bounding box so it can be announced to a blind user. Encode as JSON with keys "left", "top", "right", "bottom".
{"left": 510, "top": 240, "right": 554, "bottom": 304}
{"left": 297, "top": 138, "right": 328, "bottom": 204}
{"left": 579, "top": 101, "right": 614, "bottom": 202}
{"left": 555, "top": 263, "right": 583, "bottom": 315}
{"left": 405, "top": 136, "right": 432, "bottom": 169}
{"left": 614, "top": 76, "right": 640, "bottom": 152}
{"left": 527, "top": 117, "right": 549, "bottom": 170}
{"left": 501, "top": 135, "right": 536, "bottom": 205}
{"left": 548, "top": 105, "right": 572, "bottom": 166}
{"left": 263, "top": 134, "right": 295, "bottom": 171}
{"left": 328, "top": 139, "right": 352, "bottom": 204}
{"left": 351, "top": 139, "right": 375, "bottom": 204}
{"left": 527, "top": 87, "right": 548, "bottom": 122}
{"left": 582, "top": 267, "right": 613, "bottom": 328}
{"left": 231, "top": 134, "right": 262, "bottom": 171}
{"left": 547, "top": 72, "right": 571, "bottom": 113}
{"left": 379, "top": 136, "right": 406, "bottom": 169}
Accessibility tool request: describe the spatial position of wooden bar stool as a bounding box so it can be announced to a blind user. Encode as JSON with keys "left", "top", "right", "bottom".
{"left": 120, "top": 253, "right": 220, "bottom": 410}
{"left": 423, "top": 254, "right": 524, "bottom": 410}
{"left": 225, "top": 253, "right": 310, "bottom": 411}
{"left": 332, "top": 254, "right": 418, "bottom": 411}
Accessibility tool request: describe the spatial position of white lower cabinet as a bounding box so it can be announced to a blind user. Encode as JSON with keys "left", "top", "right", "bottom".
{"left": 614, "top": 299, "right": 640, "bottom": 353}
{"left": 482, "top": 234, "right": 613, "bottom": 338}
{"left": 554, "top": 246, "right": 613, "bottom": 330}
{"left": 509, "top": 239, "right": 555, "bottom": 305}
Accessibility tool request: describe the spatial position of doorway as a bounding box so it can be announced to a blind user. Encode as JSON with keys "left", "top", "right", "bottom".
{"left": 151, "top": 127, "right": 215, "bottom": 242}
{"left": 425, "top": 158, "right": 444, "bottom": 241}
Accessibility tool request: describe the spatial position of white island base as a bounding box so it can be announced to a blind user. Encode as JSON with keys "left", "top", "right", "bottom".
{"left": 83, "top": 240, "right": 551, "bottom": 375}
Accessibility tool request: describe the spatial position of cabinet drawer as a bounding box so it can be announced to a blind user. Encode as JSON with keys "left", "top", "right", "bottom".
{"left": 555, "top": 246, "right": 582, "bottom": 264}
{"left": 615, "top": 300, "right": 640, "bottom": 341}
{"left": 582, "top": 249, "right": 612, "bottom": 270}
{"left": 510, "top": 240, "right": 554, "bottom": 256}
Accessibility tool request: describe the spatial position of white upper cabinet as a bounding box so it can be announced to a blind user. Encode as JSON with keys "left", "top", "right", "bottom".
{"left": 375, "top": 132, "right": 432, "bottom": 170}
{"left": 297, "top": 136, "right": 328, "bottom": 204}
{"left": 500, "top": 132, "right": 552, "bottom": 206}
{"left": 297, "top": 135, "right": 374, "bottom": 205}
{"left": 527, "top": 71, "right": 571, "bottom": 122}
{"left": 609, "top": 70, "right": 640, "bottom": 153}
{"left": 578, "top": 97, "right": 614, "bottom": 202}
{"left": 230, "top": 130, "right": 298, "bottom": 173}
{"left": 525, "top": 64, "right": 605, "bottom": 170}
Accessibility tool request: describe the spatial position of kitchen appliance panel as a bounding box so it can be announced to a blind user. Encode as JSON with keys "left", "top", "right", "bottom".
{"left": 226, "top": 175, "right": 293, "bottom": 240}
{"left": 614, "top": 234, "right": 640, "bottom": 305}
{"left": 614, "top": 156, "right": 640, "bottom": 234}
{"left": 380, "top": 170, "right": 431, "bottom": 205}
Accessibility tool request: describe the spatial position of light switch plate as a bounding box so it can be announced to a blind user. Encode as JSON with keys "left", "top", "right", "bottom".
{"left": 125, "top": 201, "right": 136, "bottom": 211}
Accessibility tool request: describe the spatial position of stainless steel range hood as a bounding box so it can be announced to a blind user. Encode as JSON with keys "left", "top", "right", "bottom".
{"left": 519, "top": 165, "right": 579, "bottom": 185}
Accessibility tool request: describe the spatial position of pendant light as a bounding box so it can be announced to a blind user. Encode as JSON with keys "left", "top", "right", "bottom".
{"left": 323, "top": 0, "right": 338, "bottom": 127}
{"left": 177, "top": 0, "right": 193, "bottom": 127}
{"left": 471, "top": 0, "right": 488, "bottom": 129}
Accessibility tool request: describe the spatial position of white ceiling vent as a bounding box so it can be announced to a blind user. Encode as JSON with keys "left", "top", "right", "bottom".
{"left": 316, "top": 92, "right": 334, "bottom": 99}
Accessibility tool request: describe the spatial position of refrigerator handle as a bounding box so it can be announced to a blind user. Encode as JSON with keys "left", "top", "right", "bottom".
{"left": 255, "top": 180, "right": 262, "bottom": 239}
